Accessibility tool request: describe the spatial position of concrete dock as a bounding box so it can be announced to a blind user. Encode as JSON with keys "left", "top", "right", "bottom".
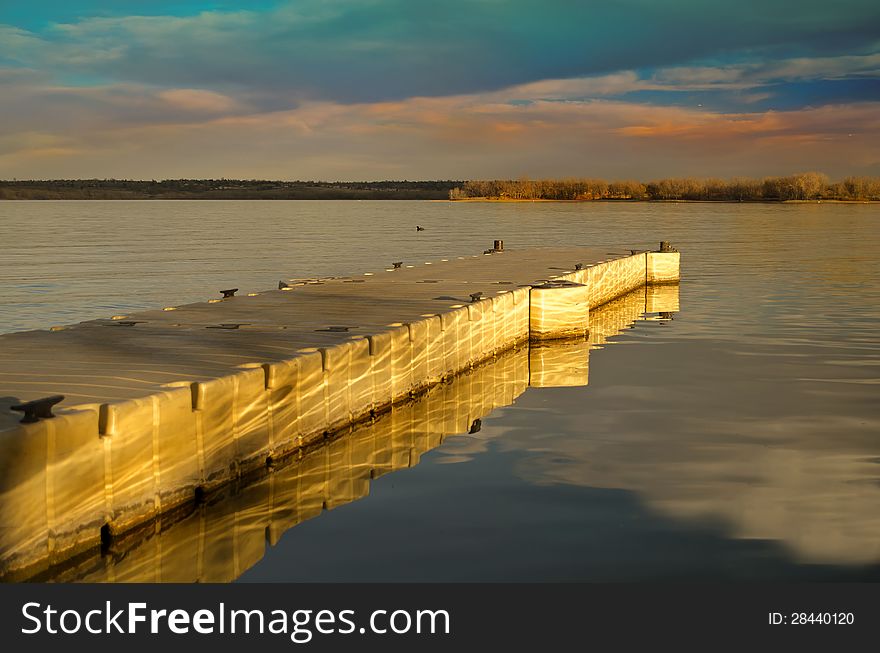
{"left": 0, "top": 243, "right": 679, "bottom": 579}
{"left": 18, "top": 282, "right": 680, "bottom": 582}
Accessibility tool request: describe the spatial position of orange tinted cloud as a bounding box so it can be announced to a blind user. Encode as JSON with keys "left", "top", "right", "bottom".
{"left": 2, "top": 74, "right": 878, "bottom": 178}
{"left": 158, "top": 88, "right": 243, "bottom": 113}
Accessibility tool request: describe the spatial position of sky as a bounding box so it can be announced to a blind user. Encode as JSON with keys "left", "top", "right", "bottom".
{"left": 1, "top": 0, "right": 879, "bottom": 180}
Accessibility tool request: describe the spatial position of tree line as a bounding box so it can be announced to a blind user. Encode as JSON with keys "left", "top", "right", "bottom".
{"left": 3, "top": 175, "right": 878, "bottom": 201}
{"left": 449, "top": 173, "right": 880, "bottom": 201}
{"left": 0, "top": 179, "right": 461, "bottom": 200}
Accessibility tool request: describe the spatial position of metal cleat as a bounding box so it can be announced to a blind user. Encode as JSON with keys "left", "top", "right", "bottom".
{"left": 11, "top": 395, "right": 64, "bottom": 423}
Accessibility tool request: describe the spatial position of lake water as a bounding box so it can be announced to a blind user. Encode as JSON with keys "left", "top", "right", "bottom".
{"left": 1, "top": 200, "right": 879, "bottom": 581}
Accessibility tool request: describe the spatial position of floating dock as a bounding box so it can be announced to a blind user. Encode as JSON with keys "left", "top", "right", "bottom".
{"left": 0, "top": 242, "right": 679, "bottom": 579}
{"left": 35, "top": 283, "right": 680, "bottom": 583}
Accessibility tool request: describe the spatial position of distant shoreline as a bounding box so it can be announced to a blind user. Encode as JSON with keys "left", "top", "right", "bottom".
{"left": 0, "top": 180, "right": 459, "bottom": 201}
{"left": 1, "top": 196, "right": 876, "bottom": 203}
{"left": 2, "top": 175, "right": 878, "bottom": 202}
{"left": 443, "top": 197, "right": 878, "bottom": 204}
{"left": 0, "top": 196, "right": 448, "bottom": 201}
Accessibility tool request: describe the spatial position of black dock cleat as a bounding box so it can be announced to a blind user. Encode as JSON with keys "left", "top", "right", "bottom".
{"left": 11, "top": 395, "right": 64, "bottom": 424}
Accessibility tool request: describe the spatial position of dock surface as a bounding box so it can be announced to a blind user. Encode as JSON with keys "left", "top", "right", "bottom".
{"left": 1, "top": 245, "right": 626, "bottom": 410}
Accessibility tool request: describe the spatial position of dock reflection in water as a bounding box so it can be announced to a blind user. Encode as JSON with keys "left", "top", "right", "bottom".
{"left": 30, "top": 284, "right": 676, "bottom": 582}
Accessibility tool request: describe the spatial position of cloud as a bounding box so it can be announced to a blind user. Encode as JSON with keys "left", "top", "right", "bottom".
{"left": 652, "top": 53, "right": 880, "bottom": 89}
{"left": 482, "top": 72, "right": 652, "bottom": 102}
{"left": 2, "top": 68, "right": 878, "bottom": 180}
{"left": 615, "top": 103, "right": 880, "bottom": 143}
{"left": 0, "top": 72, "right": 257, "bottom": 140}
{"left": 158, "top": 88, "right": 243, "bottom": 113}
{"left": 2, "top": 1, "right": 880, "bottom": 102}
{"left": 2, "top": 2, "right": 879, "bottom": 178}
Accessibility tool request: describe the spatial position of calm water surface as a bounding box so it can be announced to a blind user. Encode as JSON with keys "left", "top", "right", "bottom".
{"left": 1, "top": 200, "right": 878, "bottom": 581}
